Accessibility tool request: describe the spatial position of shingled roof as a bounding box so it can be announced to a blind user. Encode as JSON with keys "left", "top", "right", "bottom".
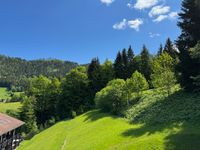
{"left": 0, "top": 113, "right": 24, "bottom": 136}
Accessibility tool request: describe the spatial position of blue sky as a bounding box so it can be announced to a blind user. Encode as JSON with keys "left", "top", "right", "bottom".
{"left": 0, "top": 0, "right": 181, "bottom": 64}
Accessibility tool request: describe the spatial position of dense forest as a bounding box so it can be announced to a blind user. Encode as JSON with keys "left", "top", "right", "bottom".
{"left": 0, "top": 55, "right": 78, "bottom": 90}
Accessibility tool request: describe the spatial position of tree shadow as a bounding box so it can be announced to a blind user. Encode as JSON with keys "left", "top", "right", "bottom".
{"left": 122, "top": 123, "right": 177, "bottom": 138}
{"left": 83, "top": 109, "right": 117, "bottom": 122}
{"left": 121, "top": 90, "right": 200, "bottom": 149}
{"left": 164, "top": 123, "right": 200, "bottom": 150}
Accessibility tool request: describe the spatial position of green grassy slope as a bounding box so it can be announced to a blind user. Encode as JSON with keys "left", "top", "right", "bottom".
{"left": 19, "top": 88, "right": 200, "bottom": 150}
{"left": 18, "top": 113, "right": 200, "bottom": 150}
{"left": 0, "top": 102, "right": 21, "bottom": 113}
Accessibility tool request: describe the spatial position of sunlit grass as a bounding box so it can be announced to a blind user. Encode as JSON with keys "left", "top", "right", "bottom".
{"left": 0, "top": 87, "right": 11, "bottom": 100}
{"left": 0, "top": 102, "right": 21, "bottom": 113}
{"left": 19, "top": 110, "right": 200, "bottom": 150}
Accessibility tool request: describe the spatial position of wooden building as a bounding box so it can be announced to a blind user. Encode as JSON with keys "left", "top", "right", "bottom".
{"left": 0, "top": 113, "right": 24, "bottom": 150}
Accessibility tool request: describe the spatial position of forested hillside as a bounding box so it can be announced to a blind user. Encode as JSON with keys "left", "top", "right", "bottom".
{"left": 0, "top": 55, "right": 78, "bottom": 89}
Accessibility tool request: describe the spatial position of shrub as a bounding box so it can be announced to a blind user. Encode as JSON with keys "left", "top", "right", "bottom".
{"left": 95, "top": 79, "right": 126, "bottom": 114}
{"left": 124, "top": 71, "right": 149, "bottom": 106}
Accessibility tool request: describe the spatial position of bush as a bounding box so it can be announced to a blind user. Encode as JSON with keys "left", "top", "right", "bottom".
{"left": 124, "top": 71, "right": 149, "bottom": 102}
{"left": 9, "top": 93, "right": 23, "bottom": 102}
{"left": 95, "top": 79, "right": 126, "bottom": 114}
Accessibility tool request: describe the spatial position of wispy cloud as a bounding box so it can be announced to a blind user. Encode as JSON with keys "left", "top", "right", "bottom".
{"left": 153, "top": 15, "right": 168, "bottom": 22}
{"left": 113, "top": 19, "right": 127, "bottom": 30}
{"left": 149, "top": 32, "right": 160, "bottom": 38}
{"left": 153, "top": 11, "right": 178, "bottom": 22}
{"left": 127, "top": 3, "right": 134, "bottom": 9}
{"left": 113, "top": 18, "right": 143, "bottom": 31}
{"left": 149, "top": 5, "right": 170, "bottom": 17}
{"left": 100, "top": 0, "right": 114, "bottom": 6}
{"left": 168, "top": 12, "right": 178, "bottom": 19}
{"left": 128, "top": 19, "right": 143, "bottom": 31}
{"left": 134, "top": 0, "right": 160, "bottom": 10}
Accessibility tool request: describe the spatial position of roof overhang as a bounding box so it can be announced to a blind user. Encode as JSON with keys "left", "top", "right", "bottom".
{"left": 0, "top": 113, "right": 24, "bottom": 136}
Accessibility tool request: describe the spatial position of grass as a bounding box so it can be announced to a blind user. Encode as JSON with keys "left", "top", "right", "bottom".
{"left": 18, "top": 110, "right": 200, "bottom": 150}
{"left": 18, "top": 87, "right": 200, "bottom": 150}
{"left": 0, "top": 102, "right": 21, "bottom": 113}
{"left": 0, "top": 87, "right": 11, "bottom": 100}
{"left": 0, "top": 87, "right": 22, "bottom": 114}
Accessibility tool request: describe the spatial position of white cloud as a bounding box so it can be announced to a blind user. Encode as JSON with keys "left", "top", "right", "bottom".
{"left": 113, "top": 19, "right": 127, "bottom": 30}
{"left": 127, "top": 3, "right": 134, "bottom": 9}
{"left": 100, "top": 0, "right": 114, "bottom": 6}
{"left": 128, "top": 19, "right": 143, "bottom": 31}
{"left": 149, "top": 5, "right": 170, "bottom": 17}
{"left": 134, "top": 0, "right": 160, "bottom": 10}
{"left": 149, "top": 32, "right": 160, "bottom": 38}
{"left": 153, "top": 11, "right": 178, "bottom": 22}
{"left": 113, "top": 18, "right": 143, "bottom": 31}
{"left": 153, "top": 15, "right": 168, "bottom": 22}
{"left": 168, "top": 11, "right": 178, "bottom": 19}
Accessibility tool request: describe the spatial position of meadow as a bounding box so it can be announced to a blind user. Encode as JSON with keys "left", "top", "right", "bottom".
{"left": 0, "top": 102, "right": 21, "bottom": 113}
{"left": 0, "top": 87, "right": 11, "bottom": 100}
{"left": 18, "top": 88, "right": 200, "bottom": 150}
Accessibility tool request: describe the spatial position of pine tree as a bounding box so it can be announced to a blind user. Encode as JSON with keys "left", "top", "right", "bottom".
{"left": 87, "top": 58, "right": 103, "bottom": 95}
{"left": 127, "top": 46, "right": 135, "bottom": 62}
{"left": 164, "top": 38, "right": 177, "bottom": 59}
{"left": 122, "top": 48, "right": 129, "bottom": 79}
{"left": 176, "top": 0, "right": 200, "bottom": 91}
{"left": 127, "top": 46, "right": 136, "bottom": 78}
{"left": 140, "top": 45, "right": 151, "bottom": 81}
{"left": 87, "top": 58, "right": 101, "bottom": 80}
{"left": 122, "top": 49, "right": 128, "bottom": 67}
{"left": 114, "top": 51, "right": 124, "bottom": 79}
{"left": 189, "top": 42, "right": 200, "bottom": 91}
{"left": 157, "top": 44, "right": 163, "bottom": 56}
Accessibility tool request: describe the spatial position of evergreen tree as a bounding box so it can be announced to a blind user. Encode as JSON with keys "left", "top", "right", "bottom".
{"left": 127, "top": 46, "right": 136, "bottom": 78}
{"left": 114, "top": 51, "right": 124, "bottom": 79}
{"left": 87, "top": 58, "right": 103, "bottom": 92}
{"left": 176, "top": 0, "right": 200, "bottom": 91}
{"left": 140, "top": 45, "right": 151, "bottom": 81}
{"left": 20, "top": 96, "right": 38, "bottom": 134}
{"left": 122, "top": 48, "right": 129, "bottom": 79}
{"left": 189, "top": 42, "right": 200, "bottom": 91}
{"left": 157, "top": 44, "right": 163, "bottom": 56}
{"left": 87, "top": 58, "right": 101, "bottom": 81}
{"left": 164, "top": 38, "right": 177, "bottom": 59}
{"left": 127, "top": 46, "right": 135, "bottom": 62}
{"left": 122, "top": 49, "right": 128, "bottom": 67}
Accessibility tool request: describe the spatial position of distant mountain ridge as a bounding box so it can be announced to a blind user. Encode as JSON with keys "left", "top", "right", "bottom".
{"left": 0, "top": 55, "right": 78, "bottom": 89}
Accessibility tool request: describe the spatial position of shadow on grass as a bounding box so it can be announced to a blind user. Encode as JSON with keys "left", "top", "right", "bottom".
{"left": 121, "top": 90, "right": 200, "bottom": 150}
{"left": 164, "top": 125, "right": 200, "bottom": 150}
{"left": 83, "top": 109, "right": 118, "bottom": 122}
{"left": 122, "top": 123, "right": 177, "bottom": 138}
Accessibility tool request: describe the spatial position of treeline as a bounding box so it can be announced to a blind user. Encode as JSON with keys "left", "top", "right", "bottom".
{"left": 0, "top": 55, "right": 78, "bottom": 90}
{"left": 20, "top": 38, "right": 178, "bottom": 136}
{"left": 19, "top": 0, "right": 200, "bottom": 138}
